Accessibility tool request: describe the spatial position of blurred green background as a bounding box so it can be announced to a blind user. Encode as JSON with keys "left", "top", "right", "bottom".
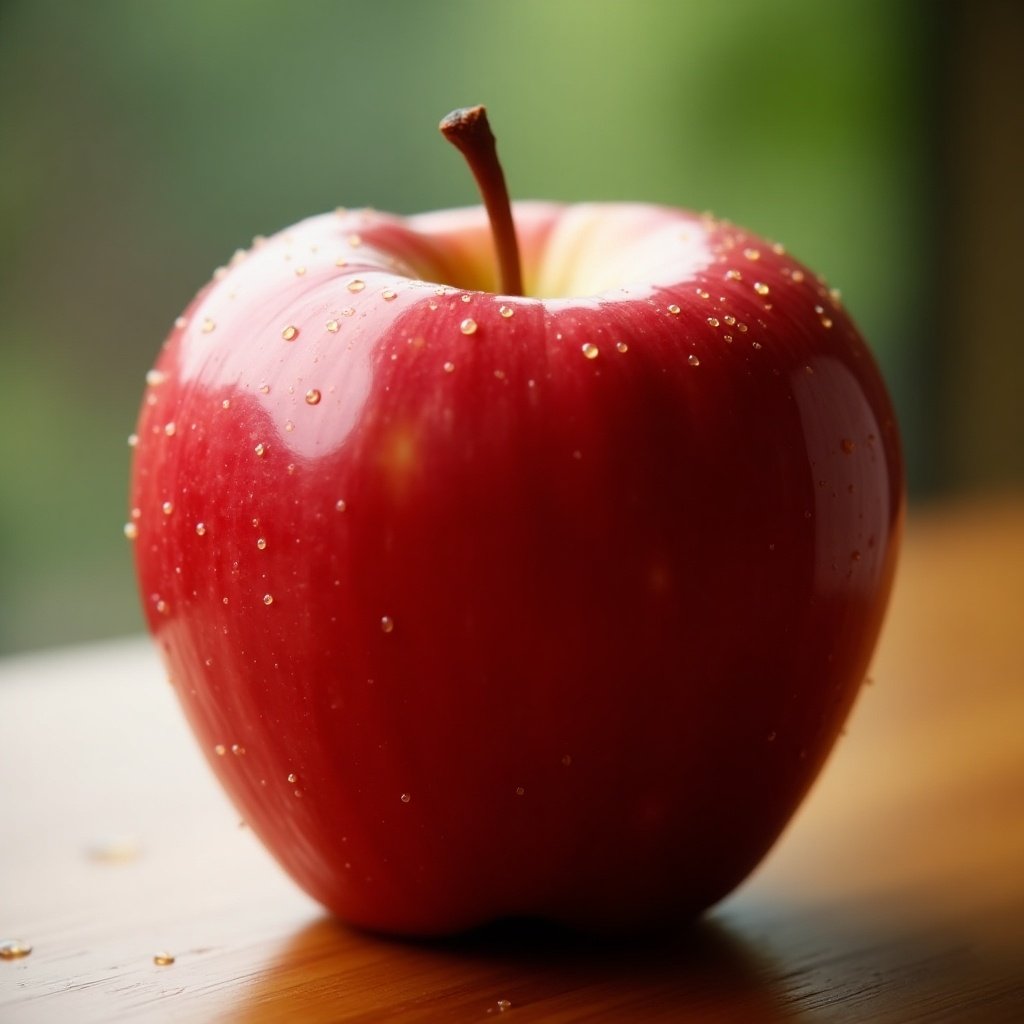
{"left": 1, "top": 0, "right": 1021, "bottom": 654}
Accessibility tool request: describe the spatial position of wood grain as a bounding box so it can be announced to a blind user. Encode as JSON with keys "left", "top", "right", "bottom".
{"left": 2, "top": 496, "right": 1022, "bottom": 1022}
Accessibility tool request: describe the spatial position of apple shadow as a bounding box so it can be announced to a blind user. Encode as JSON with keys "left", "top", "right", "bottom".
{"left": 229, "top": 913, "right": 799, "bottom": 1021}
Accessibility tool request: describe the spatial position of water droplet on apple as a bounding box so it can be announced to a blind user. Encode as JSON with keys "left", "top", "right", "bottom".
{"left": 382, "top": 288, "right": 397, "bottom": 301}
{"left": 174, "top": 315, "right": 188, "bottom": 329}
{"left": 281, "top": 325, "right": 299, "bottom": 341}
{"left": 214, "top": 744, "right": 227, "bottom": 756}
{"left": 459, "top": 318, "right": 478, "bottom": 335}
{"left": 263, "top": 594, "right": 274, "bottom": 606}
{"left": 725, "top": 269, "right": 742, "bottom": 281}
{"left": 254, "top": 443, "right": 267, "bottom": 457}
{"left": 496, "top": 999, "right": 512, "bottom": 1012}
{"left": 287, "top": 772, "right": 298, "bottom": 784}
{"left": 667, "top": 304, "right": 681, "bottom": 315}
{"left": 743, "top": 248, "right": 761, "bottom": 261}
{"left": 326, "top": 319, "right": 340, "bottom": 333}
{"left": 305, "top": 389, "right": 322, "bottom": 405}
{"left": 232, "top": 744, "right": 246, "bottom": 755}
{"left": 515, "top": 786, "right": 526, "bottom": 797}
{"left": 754, "top": 282, "right": 770, "bottom": 295}
{"left": 706, "top": 317, "right": 720, "bottom": 327}
{"left": 123, "top": 522, "right": 139, "bottom": 540}
{"left": 195, "top": 522, "right": 207, "bottom": 536}
{"left": 163, "top": 422, "right": 176, "bottom": 437}
{"left": 127, "top": 433, "right": 139, "bottom": 447}
{"left": 335, "top": 499, "right": 347, "bottom": 512}
{"left": 380, "top": 616, "right": 395, "bottom": 634}
{"left": 443, "top": 361, "right": 456, "bottom": 374}
{"left": 162, "top": 501, "right": 174, "bottom": 516}
{"left": 400, "top": 792, "right": 411, "bottom": 804}
{"left": 581, "top": 342, "right": 599, "bottom": 360}
{"left": 153, "top": 952, "right": 175, "bottom": 966}
{"left": 256, "top": 538, "right": 267, "bottom": 550}
{"left": 201, "top": 318, "right": 216, "bottom": 333}
{"left": 791, "top": 269, "right": 805, "bottom": 283}
{"left": 347, "top": 279, "right": 366, "bottom": 293}
{"left": 146, "top": 369, "right": 165, "bottom": 387}
{"left": 498, "top": 305, "right": 514, "bottom": 318}
{"left": 615, "top": 341, "right": 628, "bottom": 353}
{"left": 348, "top": 233, "right": 362, "bottom": 247}
{"left": 688, "top": 354, "right": 701, "bottom": 367}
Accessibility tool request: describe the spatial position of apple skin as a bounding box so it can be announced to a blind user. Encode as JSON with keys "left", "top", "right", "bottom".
{"left": 129, "top": 201, "right": 902, "bottom": 936}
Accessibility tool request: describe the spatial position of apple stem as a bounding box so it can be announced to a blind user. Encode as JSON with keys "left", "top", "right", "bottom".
{"left": 440, "top": 106, "right": 524, "bottom": 297}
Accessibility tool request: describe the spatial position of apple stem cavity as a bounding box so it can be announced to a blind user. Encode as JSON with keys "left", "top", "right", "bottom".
{"left": 440, "top": 105, "right": 524, "bottom": 297}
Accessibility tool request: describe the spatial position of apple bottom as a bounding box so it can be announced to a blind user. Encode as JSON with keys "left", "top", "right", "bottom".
{"left": 162, "top": 553, "right": 876, "bottom": 937}
{"left": 179, "top": 672, "right": 851, "bottom": 938}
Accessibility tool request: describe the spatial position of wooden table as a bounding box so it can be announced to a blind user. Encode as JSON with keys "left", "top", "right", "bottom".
{"left": 2, "top": 497, "right": 1022, "bottom": 1022}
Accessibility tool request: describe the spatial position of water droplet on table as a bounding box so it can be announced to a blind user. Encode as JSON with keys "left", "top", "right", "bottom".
{"left": 0, "top": 940, "right": 32, "bottom": 960}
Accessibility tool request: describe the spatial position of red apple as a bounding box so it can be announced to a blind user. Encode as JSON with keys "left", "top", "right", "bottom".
{"left": 128, "top": 108, "right": 902, "bottom": 935}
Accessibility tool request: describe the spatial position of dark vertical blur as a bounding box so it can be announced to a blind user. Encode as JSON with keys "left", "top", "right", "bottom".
{"left": 0, "top": 0, "right": 1017, "bottom": 654}
{"left": 935, "top": 0, "right": 1024, "bottom": 493}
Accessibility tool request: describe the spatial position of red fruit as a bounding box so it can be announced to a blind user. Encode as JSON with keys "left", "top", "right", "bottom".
{"left": 129, "top": 109, "right": 902, "bottom": 935}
